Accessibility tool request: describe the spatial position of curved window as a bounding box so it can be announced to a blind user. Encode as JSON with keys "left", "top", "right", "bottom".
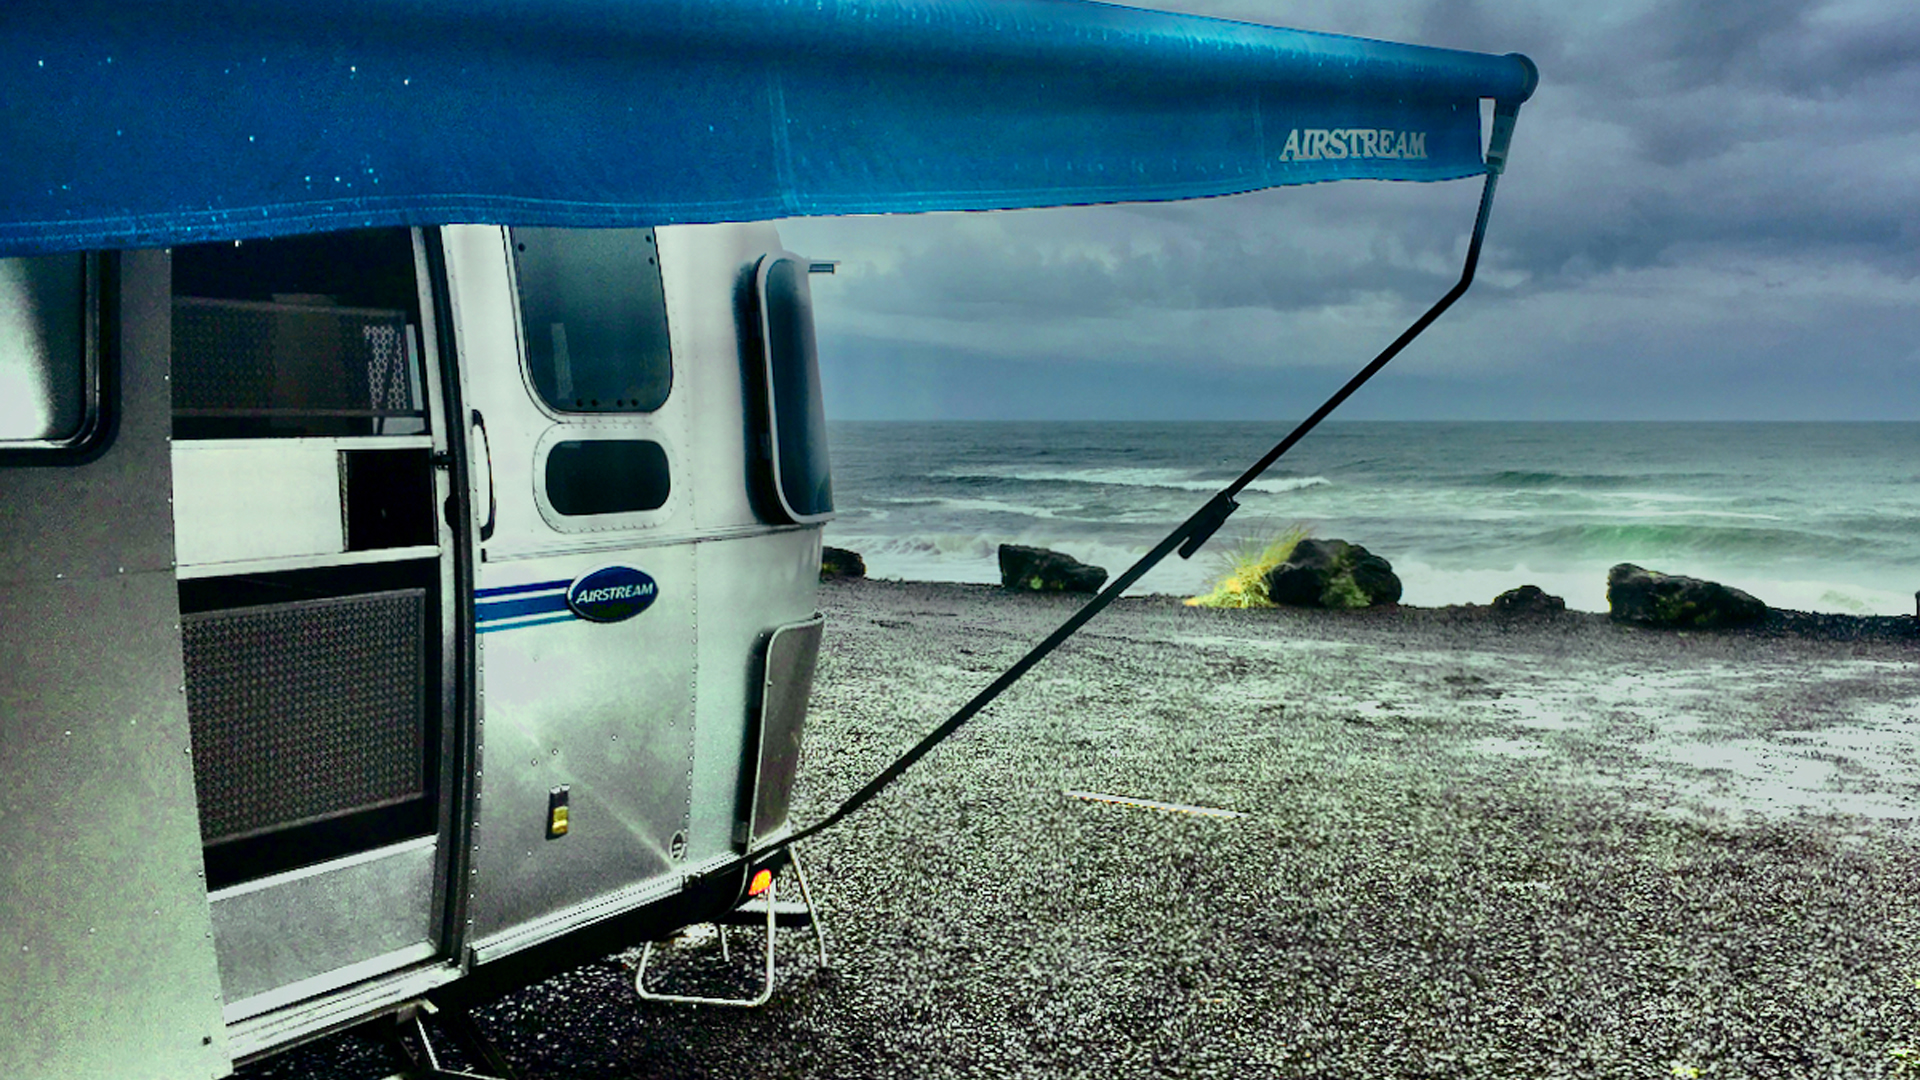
{"left": 1, "top": 253, "right": 96, "bottom": 452}
{"left": 545, "top": 439, "right": 671, "bottom": 517}
{"left": 511, "top": 227, "right": 672, "bottom": 413}
{"left": 754, "top": 254, "right": 833, "bottom": 522}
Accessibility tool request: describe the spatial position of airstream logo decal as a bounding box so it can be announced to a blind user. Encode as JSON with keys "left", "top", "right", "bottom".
{"left": 473, "top": 569, "right": 657, "bottom": 634}
{"left": 566, "top": 566, "right": 657, "bottom": 623}
{"left": 1278, "top": 128, "right": 1427, "bottom": 162}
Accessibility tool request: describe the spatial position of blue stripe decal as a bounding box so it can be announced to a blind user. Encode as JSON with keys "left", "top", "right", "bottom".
{"left": 475, "top": 579, "right": 572, "bottom": 600}
{"left": 476, "top": 593, "right": 571, "bottom": 623}
{"left": 477, "top": 613, "right": 582, "bottom": 635}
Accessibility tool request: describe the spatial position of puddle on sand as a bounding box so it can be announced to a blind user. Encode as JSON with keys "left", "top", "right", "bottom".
{"left": 1447, "top": 660, "right": 1920, "bottom": 822}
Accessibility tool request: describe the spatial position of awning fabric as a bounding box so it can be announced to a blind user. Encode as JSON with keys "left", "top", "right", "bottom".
{"left": 0, "top": 0, "right": 1536, "bottom": 256}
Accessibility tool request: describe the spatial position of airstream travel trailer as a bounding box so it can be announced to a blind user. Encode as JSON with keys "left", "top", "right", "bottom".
{"left": 7, "top": 220, "right": 838, "bottom": 1069}
{"left": 0, "top": 1, "right": 1532, "bottom": 1075}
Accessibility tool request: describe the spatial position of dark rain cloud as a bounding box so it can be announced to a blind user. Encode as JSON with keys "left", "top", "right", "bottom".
{"left": 779, "top": 0, "right": 1920, "bottom": 419}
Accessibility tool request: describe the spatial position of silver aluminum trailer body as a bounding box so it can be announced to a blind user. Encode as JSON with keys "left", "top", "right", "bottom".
{"left": 1, "top": 223, "right": 828, "bottom": 1075}
{"left": 1, "top": 251, "right": 234, "bottom": 1078}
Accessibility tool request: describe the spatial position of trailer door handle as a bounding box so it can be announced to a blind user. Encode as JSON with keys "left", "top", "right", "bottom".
{"left": 471, "top": 409, "right": 497, "bottom": 542}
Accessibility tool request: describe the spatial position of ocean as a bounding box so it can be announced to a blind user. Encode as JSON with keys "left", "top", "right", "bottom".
{"left": 820, "top": 421, "right": 1920, "bottom": 616}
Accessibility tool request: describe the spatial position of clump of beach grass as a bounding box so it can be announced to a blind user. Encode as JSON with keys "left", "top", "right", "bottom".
{"left": 1183, "top": 524, "right": 1310, "bottom": 608}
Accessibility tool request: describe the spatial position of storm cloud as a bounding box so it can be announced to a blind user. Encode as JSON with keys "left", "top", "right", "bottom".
{"left": 777, "top": 0, "right": 1918, "bottom": 420}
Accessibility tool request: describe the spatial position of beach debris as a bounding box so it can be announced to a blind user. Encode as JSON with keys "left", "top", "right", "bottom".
{"left": 997, "top": 544, "right": 1107, "bottom": 593}
{"left": 1185, "top": 526, "right": 1309, "bottom": 608}
{"left": 1063, "top": 789, "right": 1244, "bottom": 820}
{"left": 1607, "top": 563, "right": 1767, "bottom": 628}
{"left": 1492, "top": 584, "right": 1566, "bottom": 615}
{"left": 1262, "top": 538, "right": 1402, "bottom": 609}
{"left": 820, "top": 546, "right": 866, "bottom": 579}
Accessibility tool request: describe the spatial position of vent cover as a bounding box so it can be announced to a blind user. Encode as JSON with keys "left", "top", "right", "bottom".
{"left": 183, "top": 590, "right": 426, "bottom": 845}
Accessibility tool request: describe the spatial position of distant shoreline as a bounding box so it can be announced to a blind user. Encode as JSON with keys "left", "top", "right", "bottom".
{"left": 827, "top": 575, "right": 1918, "bottom": 644}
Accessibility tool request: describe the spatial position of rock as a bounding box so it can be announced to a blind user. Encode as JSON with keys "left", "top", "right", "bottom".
{"left": 1262, "top": 538, "right": 1402, "bottom": 609}
{"left": 820, "top": 546, "right": 866, "bottom": 579}
{"left": 1350, "top": 552, "right": 1403, "bottom": 606}
{"left": 1492, "top": 584, "right": 1565, "bottom": 616}
{"left": 1606, "top": 563, "right": 1766, "bottom": 628}
{"left": 998, "top": 544, "right": 1107, "bottom": 593}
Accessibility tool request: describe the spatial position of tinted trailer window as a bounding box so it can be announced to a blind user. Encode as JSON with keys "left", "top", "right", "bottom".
{"left": 510, "top": 227, "right": 672, "bottom": 413}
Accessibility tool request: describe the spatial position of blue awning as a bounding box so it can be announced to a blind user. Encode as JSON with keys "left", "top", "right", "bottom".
{"left": 0, "top": 0, "right": 1536, "bottom": 256}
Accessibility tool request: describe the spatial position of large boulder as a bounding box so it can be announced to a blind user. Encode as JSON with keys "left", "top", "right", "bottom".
{"left": 1607, "top": 563, "right": 1766, "bottom": 628}
{"left": 998, "top": 544, "right": 1107, "bottom": 593}
{"left": 1262, "top": 538, "right": 1402, "bottom": 609}
{"left": 1492, "top": 584, "right": 1566, "bottom": 616}
{"left": 820, "top": 546, "right": 866, "bottom": 579}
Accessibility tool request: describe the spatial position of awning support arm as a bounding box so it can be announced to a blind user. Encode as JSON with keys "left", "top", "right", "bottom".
{"left": 1181, "top": 96, "right": 1521, "bottom": 554}
{"left": 771, "top": 100, "right": 1524, "bottom": 857}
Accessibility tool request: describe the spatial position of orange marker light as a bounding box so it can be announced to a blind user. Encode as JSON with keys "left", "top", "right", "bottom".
{"left": 748, "top": 869, "right": 773, "bottom": 897}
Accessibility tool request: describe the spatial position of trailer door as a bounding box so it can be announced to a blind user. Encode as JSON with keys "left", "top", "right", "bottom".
{"left": 443, "top": 225, "right": 700, "bottom": 960}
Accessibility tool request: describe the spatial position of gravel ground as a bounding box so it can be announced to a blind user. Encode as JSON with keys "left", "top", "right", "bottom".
{"left": 245, "top": 580, "right": 1920, "bottom": 1079}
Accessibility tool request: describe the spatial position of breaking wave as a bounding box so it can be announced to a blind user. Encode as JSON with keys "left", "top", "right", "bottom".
{"left": 933, "top": 465, "right": 1330, "bottom": 497}
{"left": 1469, "top": 469, "right": 1723, "bottom": 490}
{"left": 1522, "top": 522, "right": 1887, "bottom": 562}
{"left": 823, "top": 421, "right": 1920, "bottom": 616}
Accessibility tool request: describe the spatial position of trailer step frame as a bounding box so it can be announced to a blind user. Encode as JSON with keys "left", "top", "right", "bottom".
{"left": 633, "top": 846, "right": 827, "bottom": 1008}
{"left": 380, "top": 1000, "right": 519, "bottom": 1080}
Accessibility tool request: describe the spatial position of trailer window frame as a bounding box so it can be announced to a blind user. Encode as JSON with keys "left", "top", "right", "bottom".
{"left": 748, "top": 253, "right": 834, "bottom": 524}
{"left": 530, "top": 426, "right": 683, "bottom": 533}
{"left": 507, "top": 226, "right": 674, "bottom": 417}
{"left": 0, "top": 251, "right": 110, "bottom": 464}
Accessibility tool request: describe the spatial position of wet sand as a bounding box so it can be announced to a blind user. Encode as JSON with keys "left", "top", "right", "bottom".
{"left": 252, "top": 579, "right": 1920, "bottom": 1079}
{"left": 804, "top": 579, "right": 1920, "bottom": 831}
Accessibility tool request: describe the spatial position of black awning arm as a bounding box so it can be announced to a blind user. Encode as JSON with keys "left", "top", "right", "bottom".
{"left": 773, "top": 99, "right": 1526, "bottom": 856}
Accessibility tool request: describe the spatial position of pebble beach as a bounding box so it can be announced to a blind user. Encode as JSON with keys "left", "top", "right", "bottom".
{"left": 272, "top": 578, "right": 1919, "bottom": 1080}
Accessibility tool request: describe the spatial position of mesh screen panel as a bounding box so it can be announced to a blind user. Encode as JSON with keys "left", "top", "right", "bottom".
{"left": 184, "top": 590, "right": 426, "bottom": 844}
{"left": 171, "top": 298, "right": 411, "bottom": 414}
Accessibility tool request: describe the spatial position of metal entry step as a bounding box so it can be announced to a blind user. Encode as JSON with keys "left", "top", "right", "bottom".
{"left": 632, "top": 847, "right": 828, "bottom": 1008}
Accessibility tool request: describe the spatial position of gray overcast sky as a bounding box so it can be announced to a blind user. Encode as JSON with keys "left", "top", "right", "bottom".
{"left": 777, "top": 0, "right": 1918, "bottom": 421}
